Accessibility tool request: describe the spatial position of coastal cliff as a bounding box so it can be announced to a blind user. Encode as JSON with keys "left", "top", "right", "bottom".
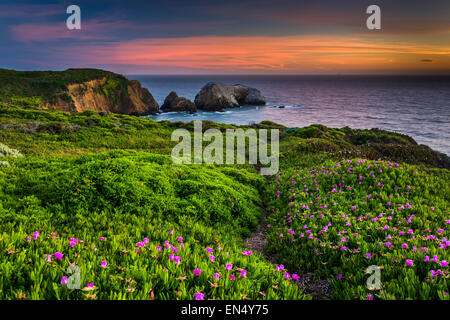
{"left": 0, "top": 68, "right": 159, "bottom": 116}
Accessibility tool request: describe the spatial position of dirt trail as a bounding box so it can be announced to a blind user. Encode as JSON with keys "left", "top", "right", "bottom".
{"left": 245, "top": 165, "right": 330, "bottom": 299}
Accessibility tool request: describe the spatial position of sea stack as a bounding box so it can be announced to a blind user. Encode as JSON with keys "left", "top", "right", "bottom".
{"left": 161, "top": 91, "right": 197, "bottom": 113}
{"left": 194, "top": 82, "right": 266, "bottom": 111}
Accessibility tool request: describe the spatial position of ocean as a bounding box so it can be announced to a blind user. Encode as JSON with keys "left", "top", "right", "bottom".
{"left": 130, "top": 75, "right": 450, "bottom": 156}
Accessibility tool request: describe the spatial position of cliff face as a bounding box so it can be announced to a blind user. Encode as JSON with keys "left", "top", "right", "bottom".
{"left": 43, "top": 77, "right": 159, "bottom": 116}
{"left": 0, "top": 68, "right": 159, "bottom": 116}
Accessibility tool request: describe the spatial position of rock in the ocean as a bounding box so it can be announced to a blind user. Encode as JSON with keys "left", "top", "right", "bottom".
{"left": 194, "top": 82, "right": 266, "bottom": 111}
{"left": 161, "top": 91, "right": 197, "bottom": 113}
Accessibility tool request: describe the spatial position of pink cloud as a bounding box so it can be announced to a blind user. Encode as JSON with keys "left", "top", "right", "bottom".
{"left": 9, "top": 19, "right": 140, "bottom": 43}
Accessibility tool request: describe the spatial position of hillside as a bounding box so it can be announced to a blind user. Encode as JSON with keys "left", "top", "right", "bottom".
{"left": 0, "top": 84, "right": 448, "bottom": 300}
{"left": 0, "top": 69, "right": 159, "bottom": 116}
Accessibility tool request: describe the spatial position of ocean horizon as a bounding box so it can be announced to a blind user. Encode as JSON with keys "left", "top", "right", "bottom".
{"left": 131, "top": 75, "right": 450, "bottom": 156}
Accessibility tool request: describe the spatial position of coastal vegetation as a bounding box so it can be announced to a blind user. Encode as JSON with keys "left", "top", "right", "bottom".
{"left": 0, "top": 71, "right": 448, "bottom": 300}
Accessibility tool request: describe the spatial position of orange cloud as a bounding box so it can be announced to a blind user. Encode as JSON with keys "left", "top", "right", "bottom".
{"left": 55, "top": 35, "right": 450, "bottom": 73}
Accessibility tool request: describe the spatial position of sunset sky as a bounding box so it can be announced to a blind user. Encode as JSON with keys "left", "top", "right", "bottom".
{"left": 1, "top": 0, "right": 449, "bottom": 74}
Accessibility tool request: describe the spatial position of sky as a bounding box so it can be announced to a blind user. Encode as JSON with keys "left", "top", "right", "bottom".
{"left": 0, "top": 0, "right": 449, "bottom": 74}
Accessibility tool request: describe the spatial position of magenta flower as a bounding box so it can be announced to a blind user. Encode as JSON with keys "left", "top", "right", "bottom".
{"left": 53, "top": 252, "right": 63, "bottom": 260}
{"left": 405, "top": 259, "right": 414, "bottom": 266}
{"left": 206, "top": 247, "right": 213, "bottom": 253}
{"left": 225, "top": 263, "right": 232, "bottom": 271}
{"left": 177, "top": 237, "right": 183, "bottom": 243}
{"left": 337, "top": 274, "right": 343, "bottom": 279}
{"left": 230, "top": 274, "right": 236, "bottom": 280}
{"left": 60, "top": 276, "right": 68, "bottom": 285}
{"left": 284, "top": 272, "right": 290, "bottom": 279}
{"left": 193, "top": 269, "right": 202, "bottom": 276}
{"left": 366, "top": 294, "right": 374, "bottom": 300}
{"left": 26, "top": 237, "right": 30, "bottom": 242}
{"left": 193, "top": 292, "right": 204, "bottom": 300}
{"left": 143, "top": 238, "right": 149, "bottom": 244}
{"left": 33, "top": 231, "right": 40, "bottom": 240}
{"left": 276, "top": 265, "right": 285, "bottom": 271}
{"left": 100, "top": 261, "right": 107, "bottom": 268}
{"left": 213, "top": 273, "right": 220, "bottom": 281}
{"left": 209, "top": 255, "right": 215, "bottom": 262}
{"left": 292, "top": 274, "right": 300, "bottom": 282}
{"left": 99, "top": 237, "right": 105, "bottom": 241}
{"left": 441, "top": 261, "right": 448, "bottom": 267}
{"left": 240, "top": 270, "right": 247, "bottom": 278}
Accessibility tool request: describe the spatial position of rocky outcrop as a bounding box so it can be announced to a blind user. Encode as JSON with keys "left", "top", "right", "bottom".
{"left": 161, "top": 91, "right": 197, "bottom": 113}
{"left": 44, "top": 77, "right": 159, "bottom": 116}
{"left": 194, "top": 82, "right": 266, "bottom": 111}
{"left": 126, "top": 80, "right": 159, "bottom": 115}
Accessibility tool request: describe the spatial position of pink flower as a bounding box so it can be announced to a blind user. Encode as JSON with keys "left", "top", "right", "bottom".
{"left": 100, "top": 261, "right": 107, "bottom": 268}
{"left": 60, "top": 276, "right": 68, "bottom": 285}
{"left": 213, "top": 273, "right": 220, "bottom": 281}
{"left": 156, "top": 246, "right": 161, "bottom": 252}
{"left": 292, "top": 274, "right": 299, "bottom": 282}
{"left": 209, "top": 255, "right": 215, "bottom": 262}
{"left": 193, "top": 269, "right": 202, "bottom": 276}
{"left": 44, "top": 254, "right": 51, "bottom": 262}
{"left": 441, "top": 261, "right": 448, "bottom": 267}
{"left": 194, "top": 292, "right": 204, "bottom": 300}
{"left": 99, "top": 237, "right": 105, "bottom": 241}
{"left": 405, "top": 259, "right": 414, "bottom": 266}
{"left": 225, "top": 263, "right": 232, "bottom": 271}
{"left": 53, "top": 252, "right": 63, "bottom": 260}
{"left": 230, "top": 274, "right": 236, "bottom": 280}
{"left": 33, "top": 231, "right": 40, "bottom": 240}
{"left": 26, "top": 237, "right": 30, "bottom": 242}
{"left": 143, "top": 238, "right": 149, "bottom": 244}
{"left": 337, "top": 274, "right": 343, "bottom": 279}
{"left": 177, "top": 237, "right": 183, "bottom": 243}
{"left": 284, "top": 272, "right": 290, "bottom": 279}
{"left": 206, "top": 247, "right": 213, "bottom": 253}
{"left": 240, "top": 270, "right": 247, "bottom": 278}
